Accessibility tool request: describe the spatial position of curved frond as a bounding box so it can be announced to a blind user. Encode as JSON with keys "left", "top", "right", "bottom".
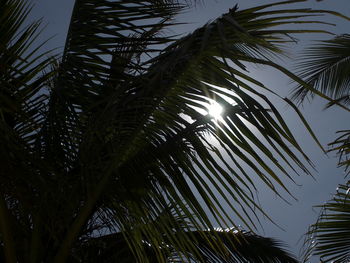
{"left": 74, "top": 228, "right": 298, "bottom": 263}
{"left": 292, "top": 34, "right": 350, "bottom": 106}
{"left": 181, "top": 230, "right": 298, "bottom": 263}
{"left": 303, "top": 182, "right": 350, "bottom": 263}
{"left": 0, "top": 0, "right": 56, "bottom": 262}
{"left": 50, "top": 1, "right": 335, "bottom": 261}
{"left": 1, "top": 0, "right": 341, "bottom": 262}
{"left": 328, "top": 130, "right": 350, "bottom": 175}
{"left": 36, "top": 0, "right": 188, "bottom": 170}
{"left": 0, "top": 0, "right": 54, "bottom": 137}
{"left": 44, "top": 1, "right": 338, "bottom": 262}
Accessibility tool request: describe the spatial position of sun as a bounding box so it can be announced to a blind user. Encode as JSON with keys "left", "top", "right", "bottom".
{"left": 206, "top": 101, "right": 223, "bottom": 119}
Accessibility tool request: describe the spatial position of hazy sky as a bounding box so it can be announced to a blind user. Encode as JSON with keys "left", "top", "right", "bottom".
{"left": 30, "top": 0, "right": 350, "bottom": 261}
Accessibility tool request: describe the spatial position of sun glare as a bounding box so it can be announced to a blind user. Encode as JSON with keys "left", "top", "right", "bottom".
{"left": 207, "top": 101, "right": 223, "bottom": 119}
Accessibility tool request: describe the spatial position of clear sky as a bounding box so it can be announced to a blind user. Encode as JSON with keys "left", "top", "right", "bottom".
{"left": 30, "top": 0, "right": 350, "bottom": 261}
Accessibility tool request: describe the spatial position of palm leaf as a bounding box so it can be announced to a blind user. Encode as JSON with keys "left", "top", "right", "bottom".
{"left": 74, "top": 228, "right": 298, "bottom": 263}
{"left": 292, "top": 34, "right": 350, "bottom": 107}
{"left": 0, "top": 0, "right": 341, "bottom": 262}
{"left": 0, "top": 1, "right": 57, "bottom": 262}
{"left": 50, "top": 1, "right": 334, "bottom": 261}
{"left": 303, "top": 182, "right": 350, "bottom": 263}
{"left": 328, "top": 130, "right": 350, "bottom": 175}
{"left": 294, "top": 25, "right": 350, "bottom": 263}
{"left": 302, "top": 131, "right": 350, "bottom": 262}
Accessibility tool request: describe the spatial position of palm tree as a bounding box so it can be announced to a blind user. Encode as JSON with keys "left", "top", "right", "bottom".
{"left": 291, "top": 33, "right": 350, "bottom": 262}
{"left": 0, "top": 0, "right": 338, "bottom": 262}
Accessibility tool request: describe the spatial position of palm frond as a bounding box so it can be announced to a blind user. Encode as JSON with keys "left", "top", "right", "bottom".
{"left": 0, "top": 0, "right": 55, "bottom": 137}
{"left": 1, "top": 0, "right": 342, "bottom": 262}
{"left": 328, "top": 130, "right": 350, "bottom": 175}
{"left": 0, "top": 0, "right": 57, "bottom": 262}
{"left": 188, "top": 230, "right": 298, "bottom": 263}
{"left": 74, "top": 228, "right": 298, "bottom": 263}
{"left": 302, "top": 182, "right": 350, "bottom": 263}
{"left": 292, "top": 34, "right": 350, "bottom": 106}
{"left": 36, "top": 0, "right": 187, "bottom": 172}
{"left": 51, "top": 1, "right": 335, "bottom": 261}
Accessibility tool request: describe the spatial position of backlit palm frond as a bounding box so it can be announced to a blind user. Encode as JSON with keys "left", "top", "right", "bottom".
{"left": 63, "top": 1, "right": 334, "bottom": 261}
{"left": 292, "top": 34, "right": 350, "bottom": 106}
{"left": 2, "top": 1, "right": 338, "bottom": 262}
{"left": 36, "top": 0, "right": 187, "bottom": 169}
{"left": 303, "top": 182, "right": 350, "bottom": 263}
{"left": 74, "top": 227, "right": 298, "bottom": 263}
{"left": 294, "top": 27, "right": 350, "bottom": 263}
{"left": 188, "top": 230, "right": 298, "bottom": 263}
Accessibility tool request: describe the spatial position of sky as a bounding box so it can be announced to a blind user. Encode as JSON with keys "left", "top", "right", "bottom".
{"left": 30, "top": 0, "right": 350, "bottom": 261}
